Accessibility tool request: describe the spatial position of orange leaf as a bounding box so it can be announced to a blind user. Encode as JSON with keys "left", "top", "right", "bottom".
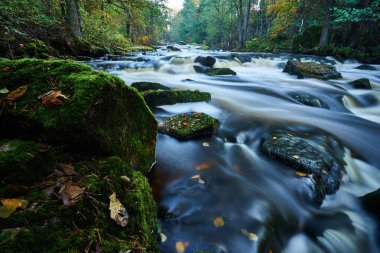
{"left": 213, "top": 216, "right": 225, "bottom": 227}
{"left": 38, "top": 90, "right": 69, "bottom": 109}
{"left": 175, "top": 241, "right": 189, "bottom": 253}
{"left": 191, "top": 175, "right": 200, "bottom": 179}
{"left": 5, "top": 85, "right": 28, "bottom": 102}
{"left": 195, "top": 163, "right": 209, "bottom": 171}
{"left": 1, "top": 199, "right": 23, "bottom": 208}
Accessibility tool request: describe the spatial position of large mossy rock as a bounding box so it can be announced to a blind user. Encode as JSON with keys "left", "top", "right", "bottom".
{"left": 349, "top": 78, "right": 372, "bottom": 89}
{"left": 143, "top": 90, "right": 211, "bottom": 107}
{"left": 131, "top": 81, "right": 171, "bottom": 92}
{"left": 261, "top": 131, "right": 342, "bottom": 204}
{"left": 0, "top": 59, "right": 157, "bottom": 173}
{"left": 158, "top": 112, "right": 219, "bottom": 139}
{"left": 0, "top": 155, "right": 158, "bottom": 252}
{"left": 193, "top": 65, "right": 237, "bottom": 76}
{"left": 283, "top": 60, "right": 342, "bottom": 80}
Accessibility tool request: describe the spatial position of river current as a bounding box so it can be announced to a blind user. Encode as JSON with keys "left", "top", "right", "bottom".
{"left": 90, "top": 45, "right": 380, "bottom": 253}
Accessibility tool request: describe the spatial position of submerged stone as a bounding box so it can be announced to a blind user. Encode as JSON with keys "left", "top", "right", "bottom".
{"left": 158, "top": 112, "right": 219, "bottom": 139}
{"left": 355, "top": 64, "right": 376, "bottom": 70}
{"left": 131, "top": 81, "right": 171, "bottom": 92}
{"left": 261, "top": 131, "right": 342, "bottom": 202}
{"left": 291, "top": 94, "right": 327, "bottom": 108}
{"left": 195, "top": 56, "right": 216, "bottom": 67}
{"left": 349, "top": 78, "right": 372, "bottom": 89}
{"left": 0, "top": 59, "right": 156, "bottom": 173}
{"left": 143, "top": 90, "right": 211, "bottom": 107}
{"left": 283, "top": 60, "right": 342, "bottom": 80}
{"left": 193, "top": 65, "right": 237, "bottom": 76}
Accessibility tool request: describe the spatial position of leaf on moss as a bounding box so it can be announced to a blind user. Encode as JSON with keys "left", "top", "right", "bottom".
{"left": 0, "top": 67, "right": 12, "bottom": 73}
{"left": 59, "top": 183, "right": 85, "bottom": 205}
{"left": 109, "top": 192, "right": 129, "bottom": 227}
{"left": 1, "top": 199, "right": 29, "bottom": 209}
{"left": 56, "top": 163, "right": 76, "bottom": 176}
{"left": 38, "top": 90, "right": 69, "bottom": 108}
{"left": 5, "top": 85, "right": 28, "bottom": 102}
{"left": 0, "top": 87, "right": 9, "bottom": 94}
{"left": 0, "top": 206, "right": 17, "bottom": 219}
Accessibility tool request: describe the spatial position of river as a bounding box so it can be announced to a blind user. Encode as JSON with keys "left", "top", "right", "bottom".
{"left": 89, "top": 45, "right": 380, "bottom": 253}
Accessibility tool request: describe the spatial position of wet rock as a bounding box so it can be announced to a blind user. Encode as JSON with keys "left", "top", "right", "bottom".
{"left": 261, "top": 131, "right": 342, "bottom": 201}
{"left": 193, "top": 65, "right": 236, "bottom": 76}
{"left": 143, "top": 90, "right": 211, "bottom": 107}
{"left": 360, "top": 188, "right": 380, "bottom": 241}
{"left": 355, "top": 64, "right": 376, "bottom": 70}
{"left": 131, "top": 82, "right": 171, "bottom": 92}
{"left": 291, "top": 94, "right": 327, "bottom": 108}
{"left": 195, "top": 56, "right": 216, "bottom": 67}
{"left": 349, "top": 78, "right": 372, "bottom": 89}
{"left": 158, "top": 112, "right": 219, "bottom": 139}
{"left": 283, "top": 60, "right": 342, "bottom": 80}
{"left": 167, "top": 45, "right": 181, "bottom": 51}
{"left": 179, "top": 41, "right": 186, "bottom": 45}
{"left": 0, "top": 59, "right": 157, "bottom": 173}
{"left": 231, "top": 53, "right": 253, "bottom": 63}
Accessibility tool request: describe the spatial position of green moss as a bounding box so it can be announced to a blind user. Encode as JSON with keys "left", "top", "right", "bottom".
{"left": 283, "top": 60, "right": 342, "bottom": 80}
{"left": 206, "top": 68, "right": 236, "bottom": 76}
{"left": 158, "top": 112, "right": 219, "bottom": 139}
{"left": 131, "top": 82, "right": 171, "bottom": 92}
{"left": 0, "top": 59, "right": 157, "bottom": 173}
{"left": 143, "top": 89, "right": 211, "bottom": 107}
{"left": 0, "top": 139, "right": 56, "bottom": 186}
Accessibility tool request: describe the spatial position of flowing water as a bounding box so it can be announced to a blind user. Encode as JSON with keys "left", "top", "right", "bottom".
{"left": 89, "top": 45, "right": 380, "bottom": 253}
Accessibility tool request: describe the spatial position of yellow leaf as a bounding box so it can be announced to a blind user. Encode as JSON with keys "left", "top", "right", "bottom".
{"left": 191, "top": 175, "right": 200, "bottom": 179}
{"left": 295, "top": 171, "right": 308, "bottom": 177}
{"left": 1, "top": 199, "right": 23, "bottom": 208}
{"left": 202, "top": 142, "right": 210, "bottom": 147}
{"left": 5, "top": 85, "right": 28, "bottom": 102}
{"left": 196, "top": 163, "right": 209, "bottom": 171}
{"left": 175, "top": 241, "right": 186, "bottom": 253}
{"left": 241, "top": 229, "right": 258, "bottom": 241}
{"left": 213, "top": 216, "right": 224, "bottom": 227}
{"left": 0, "top": 206, "right": 17, "bottom": 218}
{"left": 272, "top": 136, "right": 278, "bottom": 140}
{"left": 109, "top": 193, "right": 129, "bottom": 227}
{"left": 160, "top": 233, "right": 167, "bottom": 243}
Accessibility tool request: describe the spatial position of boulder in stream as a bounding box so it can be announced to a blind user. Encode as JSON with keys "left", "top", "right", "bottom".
{"left": 131, "top": 81, "right": 171, "bottom": 92}
{"left": 261, "top": 131, "right": 342, "bottom": 202}
{"left": 283, "top": 60, "right": 342, "bottom": 80}
{"left": 0, "top": 59, "right": 157, "bottom": 173}
{"left": 291, "top": 94, "right": 327, "bottom": 108}
{"left": 354, "top": 64, "right": 376, "bottom": 71}
{"left": 193, "top": 65, "right": 237, "bottom": 76}
{"left": 349, "top": 78, "right": 372, "bottom": 89}
{"left": 143, "top": 90, "right": 211, "bottom": 107}
{"left": 158, "top": 112, "right": 219, "bottom": 139}
{"left": 194, "top": 56, "right": 216, "bottom": 67}
{"left": 167, "top": 45, "right": 181, "bottom": 51}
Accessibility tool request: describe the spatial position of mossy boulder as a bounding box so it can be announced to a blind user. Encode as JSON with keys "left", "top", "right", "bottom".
{"left": 355, "top": 64, "right": 376, "bottom": 70}
{"left": 193, "top": 65, "right": 237, "bottom": 76}
{"left": 194, "top": 56, "right": 216, "bottom": 67}
{"left": 0, "top": 155, "right": 158, "bottom": 252}
{"left": 167, "top": 45, "right": 181, "bottom": 51}
{"left": 0, "top": 59, "right": 157, "bottom": 173}
{"left": 158, "top": 112, "right": 219, "bottom": 139}
{"left": 131, "top": 82, "right": 171, "bottom": 92}
{"left": 143, "top": 90, "right": 211, "bottom": 107}
{"left": 261, "top": 131, "right": 342, "bottom": 204}
{"left": 283, "top": 60, "right": 342, "bottom": 80}
{"left": 349, "top": 78, "right": 372, "bottom": 89}
{"left": 291, "top": 94, "right": 327, "bottom": 108}
{"left": 0, "top": 140, "right": 57, "bottom": 186}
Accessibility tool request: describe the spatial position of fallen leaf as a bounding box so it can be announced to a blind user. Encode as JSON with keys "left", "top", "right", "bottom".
{"left": 175, "top": 241, "right": 188, "bottom": 253}
{"left": 198, "top": 179, "right": 206, "bottom": 184}
{"left": 0, "top": 67, "right": 11, "bottom": 73}
{"left": 213, "top": 216, "right": 224, "bottom": 227}
{"left": 241, "top": 229, "right": 258, "bottom": 241}
{"left": 1, "top": 199, "right": 29, "bottom": 209}
{"left": 109, "top": 192, "right": 129, "bottom": 227}
{"left": 195, "top": 163, "right": 209, "bottom": 171}
{"left": 292, "top": 155, "right": 300, "bottom": 159}
{"left": 0, "top": 144, "right": 13, "bottom": 152}
{"left": 38, "top": 90, "right": 69, "bottom": 108}
{"left": 5, "top": 85, "right": 28, "bottom": 102}
{"left": 56, "top": 163, "right": 76, "bottom": 176}
{"left": 0, "top": 206, "right": 17, "bottom": 218}
{"left": 272, "top": 136, "right": 278, "bottom": 140}
{"left": 202, "top": 142, "right": 210, "bottom": 147}
{"left": 120, "top": 176, "right": 131, "bottom": 184}
{"left": 0, "top": 87, "right": 9, "bottom": 94}
{"left": 295, "top": 171, "right": 308, "bottom": 177}
{"left": 160, "top": 233, "right": 167, "bottom": 243}
{"left": 59, "top": 183, "right": 85, "bottom": 205}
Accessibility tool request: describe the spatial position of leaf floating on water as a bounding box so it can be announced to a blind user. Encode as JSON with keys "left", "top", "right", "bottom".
{"left": 56, "top": 163, "right": 76, "bottom": 176}
{"left": 241, "top": 229, "right": 258, "bottom": 241}
{"left": 272, "top": 136, "right": 278, "bottom": 140}
{"left": 202, "top": 142, "right": 210, "bottom": 147}
{"left": 38, "top": 90, "right": 69, "bottom": 108}
{"left": 59, "top": 183, "right": 85, "bottom": 205}
{"left": 175, "top": 241, "right": 189, "bottom": 253}
{"left": 213, "top": 216, "right": 225, "bottom": 227}
{"left": 199, "top": 179, "right": 206, "bottom": 184}
{"left": 160, "top": 233, "right": 167, "bottom": 243}
{"left": 295, "top": 171, "right": 308, "bottom": 177}
{"left": 0, "top": 87, "right": 9, "bottom": 94}
{"left": 109, "top": 192, "right": 129, "bottom": 227}
{"left": 195, "top": 163, "right": 209, "bottom": 171}
{"left": 5, "top": 85, "right": 28, "bottom": 102}
{"left": 0, "top": 206, "right": 17, "bottom": 218}
{"left": 292, "top": 155, "right": 300, "bottom": 159}
{"left": 191, "top": 175, "right": 200, "bottom": 179}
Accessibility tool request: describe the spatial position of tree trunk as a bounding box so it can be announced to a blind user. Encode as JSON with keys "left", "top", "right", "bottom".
{"left": 238, "top": 0, "right": 244, "bottom": 48}
{"left": 348, "top": 0, "right": 372, "bottom": 47}
{"left": 319, "top": 1, "right": 330, "bottom": 46}
{"left": 65, "top": 0, "right": 82, "bottom": 38}
{"left": 242, "top": 0, "right": 252, "bottom": 46}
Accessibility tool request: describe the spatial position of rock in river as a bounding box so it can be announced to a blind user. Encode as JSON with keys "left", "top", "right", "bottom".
{"left": 158, "top": 112, "right": 219, "bottom": 139}
{"left": 349, "top": 78, "right": 372, "bottom": 89}
{"left": 283, "top": 60, "right": 342, "bottom": 80}
{"left": 143, "top": 90, "right": 211, "bottom": 107}
{"left": 193, "top": 65, "right": 237, "bottom": 76}
{"left": 131, "top": 81, "right": 171, "bottom": 92}
{"left": 355, "top": 64, "right": 376, "bottom": 71}
{"left": 194, "top": 56, "right": 217, "bottom": 67}
{"left": 291, "top": 94, "right": 327, "bottom": 108}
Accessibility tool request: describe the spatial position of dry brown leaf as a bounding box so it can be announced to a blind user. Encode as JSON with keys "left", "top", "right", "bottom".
{"left": 5, "top": 85, "right": 28, "bottom": 103}
{"left": 56, "top": 163, "right": 76, "bottom": 176}
{"left": 109, "top": 193, "right": 129, "bottom": 227}
{"left": 38, "top": 90, "right": 69, "bottom": 109}
{"left": 59, "top": 183, "right": 85, "bottom": 205}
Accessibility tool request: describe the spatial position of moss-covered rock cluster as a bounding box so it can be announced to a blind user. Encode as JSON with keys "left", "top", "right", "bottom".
{"left": 283, "top": 60, "right": 342, "bottom": 80}
{"left": 131, "top": 82, "right": 171, "bottom": 92}
{"left": 0, "top": 59, "right": 159, "bottom": 252}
